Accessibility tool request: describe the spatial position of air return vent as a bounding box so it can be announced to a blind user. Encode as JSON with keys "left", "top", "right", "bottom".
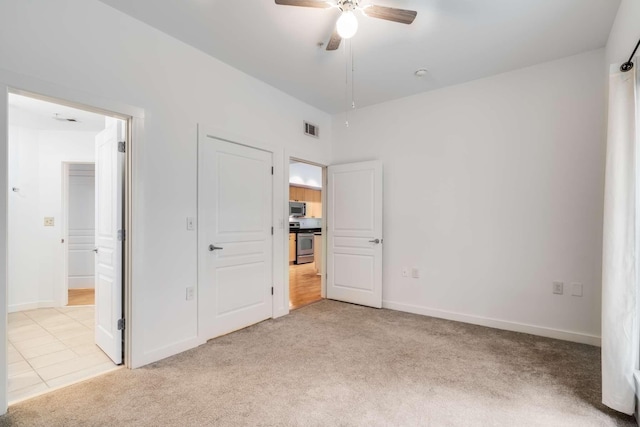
{"left": 304, "top": 121, "right": 319, "bottom": 138}
{"left": 53, "top": 113, "right": 78, "bottom": 123}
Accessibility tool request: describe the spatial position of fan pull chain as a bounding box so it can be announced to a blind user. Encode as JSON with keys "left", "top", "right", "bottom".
{"left": 344, "top": 38, "right": 356, "bottom": 128}
{"left": 351, "top": 39, "right": 356, "bottom": 111}
{"left": 345, "top": 38, "right": 350, "bottom": 127}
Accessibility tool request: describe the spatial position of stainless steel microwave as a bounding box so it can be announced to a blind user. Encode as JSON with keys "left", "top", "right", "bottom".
{"left": 289, "top": 201, "right": 306, "bottom": 217}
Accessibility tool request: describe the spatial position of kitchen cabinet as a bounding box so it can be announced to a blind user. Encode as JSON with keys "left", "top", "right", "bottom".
{"left": 304, "top": 188, "right": 321, "bottom": 218}
{"left": 289, "top": 186, "right": 305, "bottom": 202}
{"left": 289, "top": 233, "right": 296, "bottom": 263}
{"left": 313, "top": 233, "right": 322, "bottom": 275}
{"left": 289, "top": 185, "right": 322, "bottom": 218}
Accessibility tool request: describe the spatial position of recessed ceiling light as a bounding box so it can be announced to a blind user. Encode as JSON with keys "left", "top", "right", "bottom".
{"left": 415, "top": 69, "right": 429, "bottom": 78}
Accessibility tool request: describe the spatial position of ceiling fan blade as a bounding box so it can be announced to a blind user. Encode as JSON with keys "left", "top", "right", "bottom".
{"left": 275, "top": 0, "right": 332, "bottom": 8}
{"left": 362, "top": 5, "right": 417, "bottom": 24}
{"left": 326, "top": 29, "right": 342, "bottom": 51}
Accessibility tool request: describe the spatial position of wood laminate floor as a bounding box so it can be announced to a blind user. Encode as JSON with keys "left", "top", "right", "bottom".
{"left": 289, "top": 263, "right": 322, "bottom": 310}
{"left": 67, "top": 289, "right": 95, "bottom": 306}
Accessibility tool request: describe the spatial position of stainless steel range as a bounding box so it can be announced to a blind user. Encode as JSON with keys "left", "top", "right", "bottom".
{"left": 290, "top": 218, "right": 321, "bottom": 264}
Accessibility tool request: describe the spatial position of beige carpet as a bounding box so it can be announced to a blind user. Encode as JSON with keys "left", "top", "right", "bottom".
{"left": 0, "top": 300, "right": 635, "bottom": 426}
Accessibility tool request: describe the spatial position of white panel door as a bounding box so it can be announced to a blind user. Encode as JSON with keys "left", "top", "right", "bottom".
{"left": 327, "top": 161, "right": 383, "bottom": 308}
{"left": 198, "top": 137, "right": 273, "bottom": 340}
{"left": 94, "top": 118, "right": 124, "bottom": 364}
{"left": 68, "top": 165, "right": 96, "bottom": 289}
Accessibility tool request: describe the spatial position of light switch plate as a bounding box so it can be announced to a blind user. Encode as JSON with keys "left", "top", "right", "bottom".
{"left": 44, "top": 217, "right": 54, "bottom": 227}
{"left": 411, "top": 268, "right": 420, "bottom": 279}
{"left": 571, "top": 283, "right": 583, "bottom": 297}
{"left": 553, "top": 281, "right": 563, "bottom": 295}
{"left": 186, "top": 287, "right": 195, "bottom": 301}
{"left": 186, "top": 217, "right": 195, "bottom": 231}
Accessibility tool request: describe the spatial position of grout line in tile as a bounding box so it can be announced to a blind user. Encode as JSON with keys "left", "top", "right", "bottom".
{"left": 9, "top": 306, "right": 99, "bottom": 397}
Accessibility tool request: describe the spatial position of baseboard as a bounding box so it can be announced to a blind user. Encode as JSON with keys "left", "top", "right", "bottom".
{"left": 8, "top": 300, "right": 57, "bottom": 313}
{"left": 273, "top": 306, "right": 289, "bottom": 319}
{"left": 382, "top": 300, "right": 601, "bottom": 347}
{"left": 133, "top": 336, "right": 205, "bottom": 369}
{"left": 68, "top": 278, "right": 95, "bottom": 289}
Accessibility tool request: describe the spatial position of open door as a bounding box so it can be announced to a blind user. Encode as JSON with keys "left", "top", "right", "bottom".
{"left": 94, "top": 117, "right": 124, "bottom": 364}
{"left": 327, "top": 161, "right": 383, "bottom": 308}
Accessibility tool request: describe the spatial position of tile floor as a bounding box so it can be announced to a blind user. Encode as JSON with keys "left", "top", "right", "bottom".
{"left": 8, "top": 306, "right": 119, "bottom": 403}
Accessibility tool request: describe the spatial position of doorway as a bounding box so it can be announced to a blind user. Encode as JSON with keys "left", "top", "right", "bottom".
{"left": 7, "top": 93, "right": 126, "bottom": 403}
{"left": 63, "top": 162, "right": 96, "bottom": 306}
{"left": 288, "top": 160, "right": 325, "bottom": 310}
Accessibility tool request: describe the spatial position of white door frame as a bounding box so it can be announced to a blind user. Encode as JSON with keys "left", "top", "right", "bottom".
{"left": 61, "top": 161, "right": 96, "bottom": 307}
{"left": 285, "top": 157, "right": 328, "bottom": 308}
{"left": 0, "top": 71, "right": 144, "bottom": 412}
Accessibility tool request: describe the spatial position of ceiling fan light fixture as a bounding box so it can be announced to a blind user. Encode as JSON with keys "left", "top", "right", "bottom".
{"left": 336, "top": 10, "right": 358, "bottom": 39}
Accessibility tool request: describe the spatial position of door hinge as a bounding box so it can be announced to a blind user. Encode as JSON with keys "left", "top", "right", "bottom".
{"left": 271, "top": 226, "right": 274, "bottom": 235}
{"left": 271, "top": 166, "right": 274, "bottom": 175}
{"left": 118, "top": 141, "right": 126, "bottom": 153}
{"left": 117, "top": 318, "right": 125, "bottom": 331}
{"left": 118, "top": 229, "right": 126, "bottom": 241}
{"left": 271, "top": 287, "right": 274, "bottom": 295}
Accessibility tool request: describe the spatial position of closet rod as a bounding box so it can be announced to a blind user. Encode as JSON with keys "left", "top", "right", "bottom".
{"left": 621, "top": 38, "right": 640, "bottom": 72}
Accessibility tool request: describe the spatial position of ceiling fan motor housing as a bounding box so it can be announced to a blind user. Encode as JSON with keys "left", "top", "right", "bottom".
{"left": 338, "top": 0, "right": 358, "bottom": 12}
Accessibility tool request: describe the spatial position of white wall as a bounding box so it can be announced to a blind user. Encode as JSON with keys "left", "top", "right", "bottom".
{"left": 331, "top": 49, "right": 607, "bottom": 344}
{"left": 8, "top": 125, "right": 41, "bottom": 311}
{"left": 0, "top": 0, "right": 332, "bottom": 375}
{"left": 605, "top": 0, "right": 640, "bottom": 65}
{"left": 289, "top": 162, "right": 322, "bottom": 189}
{"left": 8, "top": 126, "right": 96, "bottom": 311}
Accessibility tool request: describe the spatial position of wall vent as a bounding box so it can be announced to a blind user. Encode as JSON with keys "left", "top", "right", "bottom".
{"left": 304, "top": 121, "right": 319, "bottom": 138}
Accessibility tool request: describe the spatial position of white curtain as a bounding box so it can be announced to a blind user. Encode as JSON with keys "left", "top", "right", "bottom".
{"left": 602, "top": 60, "right": 639, "bottom": 415}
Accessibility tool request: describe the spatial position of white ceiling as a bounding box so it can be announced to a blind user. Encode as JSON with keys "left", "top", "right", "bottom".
{"left": 97, "top": 0, "right": 621, "bottom": 114}
{"left": 9, "top": 94, "right": 106, "bottom": 132}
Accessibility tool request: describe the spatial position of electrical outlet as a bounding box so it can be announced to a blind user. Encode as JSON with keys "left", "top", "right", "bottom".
{"left": 553, "top": 281, "right": 564, "bottom": 295}
{"left": 411, "top": 268, "right": 420, "bottom": 279}
{"left": 186, "top": 287, "right": 195, "bottom": 301}
{"left": 571, "top": 283, "right": 583, "bottom": 297}
{"left": 44, "top": 217, "right": 54, "bottom": 227}
{"left": 402, "top": 268, "right": 409, "bottom": 277}
{"left": 186, "top": 217, "right": 195, "bottom": 231}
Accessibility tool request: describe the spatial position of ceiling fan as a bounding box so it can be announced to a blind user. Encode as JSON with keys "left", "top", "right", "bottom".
{"left": 275, "top": 0, "right": 417, "bottom": 51}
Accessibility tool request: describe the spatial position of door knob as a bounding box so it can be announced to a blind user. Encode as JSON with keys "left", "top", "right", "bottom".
{"left": 93, "top": 248, "right": 99, "bottom": 253}
{"left": 369, "top": 239, "right": 381, "bottom": 244}
{"left": 209, "top": 244, "right": 223, "bottom": 251}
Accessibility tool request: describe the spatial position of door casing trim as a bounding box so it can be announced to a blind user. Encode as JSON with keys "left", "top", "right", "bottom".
{"left": 0, "top": 70, "right": 144, "bottom": 412}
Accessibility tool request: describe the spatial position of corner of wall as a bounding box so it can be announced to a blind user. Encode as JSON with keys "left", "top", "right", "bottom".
{"left": 0, "top": 84, "right": 10, "bottom": 415}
